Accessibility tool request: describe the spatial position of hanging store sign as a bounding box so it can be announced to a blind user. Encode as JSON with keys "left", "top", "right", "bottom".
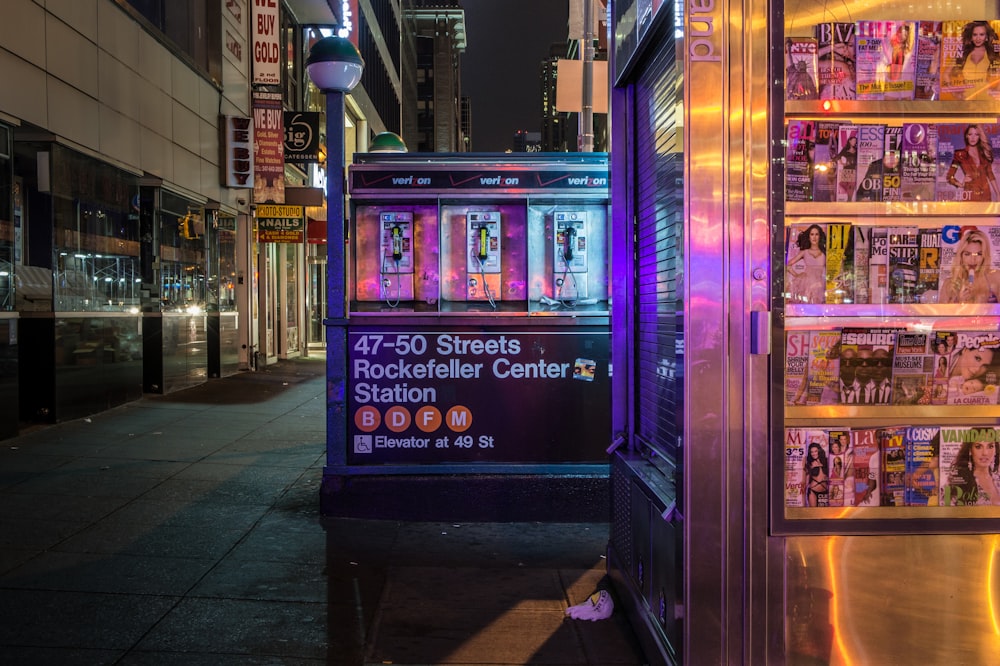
{"left": 221, "top": 115, "right": 254, "bottom": 188}
{"left": 252, "top": 92, "right": 285, "bottom": 203}
{"left": 346, "top": 328, "right": 610, "bottom": 465}
{"left": 339, "top": 0, "right": 359, "bottom": 46}
{"left": 257, "top": 204, "right": 304, "bottom": 242}
{"left": 251, "top": 0, "right": 280, "bottom": 85}
{"left": 283, "top": 112, "right": 321, "bottom": 163}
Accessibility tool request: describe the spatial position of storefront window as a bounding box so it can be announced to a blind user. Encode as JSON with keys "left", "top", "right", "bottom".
{"left": 0, "top": 124, "right": 11, "bottom": 310}
{"left": 285, "top": 246, "right": 299, "bottom": 352}
{"left": 159, "top": 191, "right": 206, "bottom": 313}
{"left": 217, "top": 215, "right": 237, "bottom": 312}
{"left": 50, "top": 146, "right": 140, "bottom": 312}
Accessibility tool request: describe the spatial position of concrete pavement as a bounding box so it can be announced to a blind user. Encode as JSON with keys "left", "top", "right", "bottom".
{"left": 0, "top": 356, "right": 647, "bottom": 665}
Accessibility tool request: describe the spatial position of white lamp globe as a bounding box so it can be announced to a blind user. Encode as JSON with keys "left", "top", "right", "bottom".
{"left": 305, "top": 36, "right": 364, "bottom": 92}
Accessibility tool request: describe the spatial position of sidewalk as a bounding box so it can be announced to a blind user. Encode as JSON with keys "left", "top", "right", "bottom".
{"left": 0, "top": 356, "right": 647, "bottom": 665}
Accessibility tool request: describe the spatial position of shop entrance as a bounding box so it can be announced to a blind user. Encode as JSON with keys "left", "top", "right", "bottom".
{"left": 306, "top": 252, "right": 326, "bottom": 349}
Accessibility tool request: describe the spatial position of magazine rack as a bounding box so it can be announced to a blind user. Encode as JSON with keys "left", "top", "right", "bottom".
{"left": 776, "top": 17, "right": 1000, "bottom": 534}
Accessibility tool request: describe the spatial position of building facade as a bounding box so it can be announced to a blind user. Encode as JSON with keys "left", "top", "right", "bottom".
{"left": 0, "top": 0, "right": 399, "bottom": 438}
{"left": 403, "top": 0, "right": 467, "bottom": 152}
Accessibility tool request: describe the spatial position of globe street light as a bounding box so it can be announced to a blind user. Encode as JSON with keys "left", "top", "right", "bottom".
{"left": 305, "top": 36, "right": 363, "bottom": 472}
{"left": 369, "top": 131, "right": 408, "bottom": 153}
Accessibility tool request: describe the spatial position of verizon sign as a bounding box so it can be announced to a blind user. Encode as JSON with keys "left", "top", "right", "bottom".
{"left": 252, "top": 0, "right": 280, "bottom": 86}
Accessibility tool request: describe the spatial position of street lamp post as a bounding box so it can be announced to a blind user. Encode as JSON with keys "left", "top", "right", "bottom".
{"left": 305, "top": 37, "right": 364, "bottom": 474}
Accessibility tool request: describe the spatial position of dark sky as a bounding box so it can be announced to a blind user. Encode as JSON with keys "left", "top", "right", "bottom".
{"left": 461, "top": 0, "right": 569, "bottom": 152}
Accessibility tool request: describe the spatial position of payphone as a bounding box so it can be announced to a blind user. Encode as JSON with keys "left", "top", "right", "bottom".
{"left": 466, "top": 211, "right": 501, "bottom": 305}
{"left": 554, "top": 211, "right": 588, "bottom": 301}
{"left": 379, "top": 211, "right": 414, "bottom": 305}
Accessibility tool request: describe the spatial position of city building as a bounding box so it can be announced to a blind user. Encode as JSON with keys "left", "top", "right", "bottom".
{"left": 403, "top": 0, "right": 467, "bottom": 152}
{"left": 540, "top": 43, "right": 571, "bottom": 152}
{"left": 512, "top": 129, "right": 542, "bottom": 152}
{"left": 0, "top": 0, "right": 400, "bottom": 438}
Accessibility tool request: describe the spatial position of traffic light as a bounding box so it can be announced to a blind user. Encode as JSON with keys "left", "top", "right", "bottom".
{"left": 178, "top": 214, "right": 203, "bottom": 239}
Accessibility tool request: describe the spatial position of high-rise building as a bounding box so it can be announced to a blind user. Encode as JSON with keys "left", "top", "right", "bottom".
{"left": 540, "top": 43, "right": 571, "bottom": 152}
{"left": 403, "top": 0, "right": 468, "bottom": 152}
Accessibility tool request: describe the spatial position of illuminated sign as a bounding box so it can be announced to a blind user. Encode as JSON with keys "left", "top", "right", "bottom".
{"left": 257, "top": 205, "right": 304, "bottom": 243}
{"left": 338, "top": 0, "right": 359, "bottom": 47}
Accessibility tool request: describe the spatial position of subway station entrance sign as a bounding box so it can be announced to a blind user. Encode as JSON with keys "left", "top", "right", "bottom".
{"left": 347, "top": 328, "right": 610, "bottom": 464}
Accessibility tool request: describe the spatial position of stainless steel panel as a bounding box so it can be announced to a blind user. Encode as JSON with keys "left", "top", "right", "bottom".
{"left": 787, "top": 534, "right": 1000, "bottom": 663}
{"left": 352, "top": 204, "right": 440, "bottom": 304}
{"left": 526, "top": 203, "right": 609, "bottom": 304}
{"left": 440, "top": 204, "right": 527, "bottom": 304}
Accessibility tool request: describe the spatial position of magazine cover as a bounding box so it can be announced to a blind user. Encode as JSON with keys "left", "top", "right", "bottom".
{"left": 938, "top": 123, "right": 1000, "bottom": 203}
{"left": 915, "top": 227, "right": 941, "bottom": 303}
{"left": 939, "top": 426, "right": 1000, "bottom": 505}
{"left": 785, "top": 36, "right": 820, "bottom": 100}
{"left": 880, "top": 426, "right": 907, "bottom": 506}
{"left": 856, "top": 20, "right": 889, "bottom": 100}
{"left": 812, "top": 121, "right": 843, "bottom": 202}
{"left": 786, "top": 120, "right": 816, "bottom": 202}
{"left": 826, "top": 222, "right": 853, "bottom": 303}
{"left": 940, "top": 21, "right": 1000, "bottom": 101}
{"left": 868, "top": 226, "right": 890, "bottom": 304}
{"left": 887, "top": 226, "right": 920, "bottom": 303}
{"left": 839, "top": 327, "right": 900, "bottom": 404}
{"left": 934, "top": 123, "right": 967, "bottom": 202}
{"left": 882, "top": 21, "right": 918, "bottom": 100}
{"left": 891, "top": 331, "right": 934, "bottom": 405}
{"left": 827, "top": 429, "right": 854, "bottom": 507}
{"left": 784, "top": 223, "right": 828, "bottom": 304}
{"left": 944, "top": 330, "right": 1000, "bottom": 405}
{"left": 905, "top": 426, "right": 940, "bottom": 506}
{"left": 931, "top": 331, "right": 956, "bottom": 405}
{"left": 853, "top": 226, "right": 871, "bottom": 304}
{"left": 785, "top": 428, "right": 829, "bottom": 507}
{"left": 815, "top": 22, "right": 857, "bottom": 100}
{"left": 851, "top": 427, "right": 881, "bottom": 506}
{"left": 803, "top": 330, "right": 842, "bottom": 405}
{"left": 835, "top": 126, "right": 860, "bottom": 201}
{"left": 900, "top": 123, "right": 938, "bottom": 202}
{"left": 785, "top": 330, "right": 812, "bottom": 405}
{"left": 937, "top": 224, "right": 1000, "bottom": 303}
{"left": 939, "top": 20, "right": 969, "bottom": 100}
{"left": 914, "top": 21, "right": 943, "bottom": 100}
{"left": 880, "top": 125, "right": 903, "bottom": 202}
{"left": 854, "top": 124, "right": 886, "bottom": 201}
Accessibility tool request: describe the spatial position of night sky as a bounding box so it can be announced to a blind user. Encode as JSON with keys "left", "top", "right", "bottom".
{"left": 461, "top": 0, "right": 569, "bottom": 152}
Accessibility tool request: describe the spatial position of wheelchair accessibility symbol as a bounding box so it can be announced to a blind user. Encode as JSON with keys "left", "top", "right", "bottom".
{"left": 354, "top": 435, "right": 373, "bottom": 454}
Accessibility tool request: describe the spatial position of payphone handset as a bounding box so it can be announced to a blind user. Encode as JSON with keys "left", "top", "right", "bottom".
{"left": 552, "top": 211, "right": 589, "bottom": 301}
{"left": 466, "top": 211, "right": 501, "bottom": 307}
{"left": 554, "top": 212, "right": 588, "bottom": 274}
{"left": 466, "top": 212, "right": 501, "bottom": 274}
{"left": 379, "top": 211, "right": 415, "bottom": 306}
{"left": 380, "top": 212, "right": 414, "bottom": 274}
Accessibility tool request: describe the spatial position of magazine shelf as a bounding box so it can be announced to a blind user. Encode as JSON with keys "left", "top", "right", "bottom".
{"left": 786, "top": 201, "right": 1000, "bottom": 216}
{"left": 786, "top": 303, "right": 1000, "bottom": 317}
{"left": 786, "top": 100, "right": 1000, "bottom": 117}
{"left": 785, "top": 405, "right": 1000, "bottom": 421}
{"left": 778, "top": 21, "right": 1000, "bottom": 528}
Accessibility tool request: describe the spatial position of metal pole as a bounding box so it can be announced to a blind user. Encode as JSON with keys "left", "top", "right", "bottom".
{"left": 580, "top": 0, "right": 594, "bottom": 152}
{"left": 326, "top": 90, "right": 348, "bottom": 468}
